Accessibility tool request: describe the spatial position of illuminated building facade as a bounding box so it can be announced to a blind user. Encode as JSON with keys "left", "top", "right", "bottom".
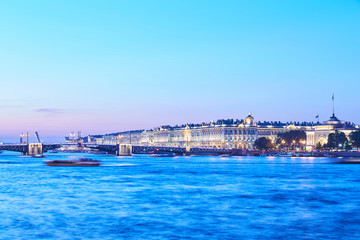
{"left": 148, "top": 114, "right": 258, "bottom": 149}
{"left": 103, "top": 130, "right": 143, "bottom": 145}
{"left": 305, "top": 114, "right": 359, "bottom": 151}
{"left": 100, "top": 114, "right": 315, "bottom": 149}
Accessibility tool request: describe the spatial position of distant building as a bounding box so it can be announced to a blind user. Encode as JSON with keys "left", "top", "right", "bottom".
{"left": 65, "top": 134, "right": 104, "bottom": 144}
{"left": 89, "top": 135, "right": 103, "bottom": 144}
{"left": 64, "top": 136, "right": 73, "bottom": 144}
{"left": 306, "top": 114, "right": 359, "bottom": 151}
{"left": 101, "top": 114, "right": 314, "bottom": 149}
{"left": 102, "top": 130, "right": 143, "bottom": 145}
{"left": 102, "top": 133, "right": 120, "bottom": 145}
{"left": 257, "top": 121, "right": 313, "bottom": 142}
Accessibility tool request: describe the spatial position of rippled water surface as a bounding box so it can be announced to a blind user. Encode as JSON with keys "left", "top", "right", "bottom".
{"left": 0, "top": 152, "right": 360, "bottom": 239}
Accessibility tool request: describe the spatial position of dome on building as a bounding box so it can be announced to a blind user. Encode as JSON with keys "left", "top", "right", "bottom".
{"left": 246, "top": 113, "right": 253, "bottom": 119}
{"left": 328, "top": 114, "right": 340, "bottom": 122}
{"left": 322, "top": 114, "right": 344, "bottom": 126}
{"left": 245, "top": 113, "right": 255, "bottom": 125}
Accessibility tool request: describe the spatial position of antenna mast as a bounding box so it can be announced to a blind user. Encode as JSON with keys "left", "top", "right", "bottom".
{"left": 332, "top": 94, "right": 335, "bottom": 116}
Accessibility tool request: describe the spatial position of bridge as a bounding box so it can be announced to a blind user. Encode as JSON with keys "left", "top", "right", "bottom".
{"left": 0, "top": 143, "right": 61, "bottom": 155}
{"left": 0, "top": 143, "right": 242, "bottom": 156}
{"left": 87, "top": 144, "right": 236, "bottom": 156}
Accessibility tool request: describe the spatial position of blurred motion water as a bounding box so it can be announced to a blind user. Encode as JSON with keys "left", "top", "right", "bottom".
{"left": 0, "top": 152, "right": 359, "bottom": 239}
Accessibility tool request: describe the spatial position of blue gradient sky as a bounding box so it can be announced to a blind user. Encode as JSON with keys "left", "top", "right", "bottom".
{"left": 0, "top": 0, "right": 359, "bottom": 140}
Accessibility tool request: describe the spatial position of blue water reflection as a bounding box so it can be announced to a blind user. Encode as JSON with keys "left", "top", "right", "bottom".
{"left": 0, "top": 152, "right": 359, "bottom": 239}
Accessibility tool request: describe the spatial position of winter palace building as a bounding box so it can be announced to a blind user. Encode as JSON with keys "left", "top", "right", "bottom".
{"left": 101, "top": 114, "right": 316, "bottom": 149}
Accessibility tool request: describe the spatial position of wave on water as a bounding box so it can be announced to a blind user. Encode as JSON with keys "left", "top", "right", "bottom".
{"left": 102, "top": 164, "right": 137, "bottom": 167}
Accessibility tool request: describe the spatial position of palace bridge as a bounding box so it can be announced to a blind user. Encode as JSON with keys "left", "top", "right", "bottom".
{"left": 0, "top": 143, "right": 239, "bottom": 156}
{"left": 88, "top": 144, "right": 236, "bottom": 156}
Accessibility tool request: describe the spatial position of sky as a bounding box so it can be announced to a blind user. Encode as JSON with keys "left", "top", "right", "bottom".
{"left": 0, "top": 0, "right": 359, "bottom": 141}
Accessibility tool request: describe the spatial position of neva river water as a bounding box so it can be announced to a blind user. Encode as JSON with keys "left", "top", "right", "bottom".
{"left": 0, "top": 152, "right": 360, "bottom": 240}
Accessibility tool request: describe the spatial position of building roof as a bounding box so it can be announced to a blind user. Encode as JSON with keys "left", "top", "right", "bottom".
{"left": 322, "top": 114, "right": 344, "bottom": 126}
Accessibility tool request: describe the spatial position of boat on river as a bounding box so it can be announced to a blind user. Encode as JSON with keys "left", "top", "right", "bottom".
{"left": 45, "top": 158, "right": 101, "bottom": 167}
{"left": 336, "top": 158, "right": 360, "bottom": 164}
{"left": 153, "top": 153, "right": 176, "bottom": 157}
{"left": 219, "top": 154, "right": 232, "bottom": 157}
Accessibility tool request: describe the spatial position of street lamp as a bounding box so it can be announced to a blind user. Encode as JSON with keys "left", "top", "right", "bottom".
{"left": 292, "top": 140, "right": 296, "bottom": 150}
{"left": 20, "top": 133, "right": 24, "bottom": 144}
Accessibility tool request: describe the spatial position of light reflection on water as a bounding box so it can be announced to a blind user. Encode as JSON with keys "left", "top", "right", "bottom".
{"left": 0, "top": 152, "right": 359, "bottom": 239}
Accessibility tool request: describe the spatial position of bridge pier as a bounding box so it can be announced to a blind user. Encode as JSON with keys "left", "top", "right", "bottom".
{"left": 117, "top": 144, "right": 132, "bottom": 156}
{"left": 27, "top": 143, "right": 43, "bottom": 155}
{"left": 185, "top": 146, "right": 191, "bottom": 156}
